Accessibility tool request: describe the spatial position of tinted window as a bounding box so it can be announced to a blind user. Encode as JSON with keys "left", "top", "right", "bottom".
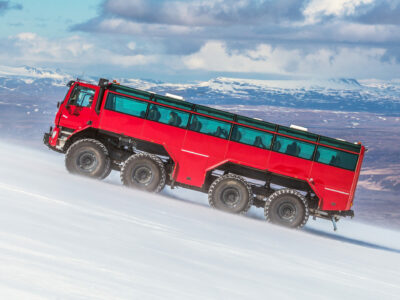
{"left": 231, "top": 125, "right": 273, "bottom": 149}
{"left": 236, "top": 116, "right": 276, "bottom": 131}
{"left": 155, "top": 96, "right": 193, "bottom": 110}
{"left": 147, "top": 104, "right": 189, "bottom": 129}
{"left": 319, "top": 136, "right": 361, "bottom": 153}
{"left": 278, "top": 126, "right": 318, "bottom": 142}
{"left": 315, "top": 146, "right": 358, "bottom": 171}
{"left": 273, "top": 135, "right": 315, "bottom": 160}
{"left": 105, "top": 93, "right": 148, "bottom": 118}
{"left": 111, "top": 86, "right": 151, "bottom": 100}
{"left": 195, "top": 105, "right": 235, "bottom": 121}
{"left": 189, "top": 114, "right": 231, "bottom": 139}
{"left": 68, "top": 86, "right": 95, "bottom": 107}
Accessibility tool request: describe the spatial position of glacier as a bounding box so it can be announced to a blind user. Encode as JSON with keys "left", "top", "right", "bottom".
{"left": 0, "top": 141, "right": 399, "bottom": 299}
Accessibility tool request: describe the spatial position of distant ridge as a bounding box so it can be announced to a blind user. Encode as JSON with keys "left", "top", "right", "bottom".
{"left": 0, "top": 65, "right": 399, "bottom": 114}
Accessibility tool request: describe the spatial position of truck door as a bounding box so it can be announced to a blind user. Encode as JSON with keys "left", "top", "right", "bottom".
{"left": 57, "top": 83, "right": 100, "bottom": 130}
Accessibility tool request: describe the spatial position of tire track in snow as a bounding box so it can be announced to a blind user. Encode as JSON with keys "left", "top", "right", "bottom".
{"left": 0, "top": 182, "right": 176, "bottom": 234}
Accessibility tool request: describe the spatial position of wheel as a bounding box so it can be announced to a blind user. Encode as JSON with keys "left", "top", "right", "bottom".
{"left": 120, "top": 153, "right": 166, "bottom": 193}
{"left": 100, "top": 165, "right": 112, "bottom": 179}
{"left": 264, "top": 189, "right": 309, "bottom": 228}
{"left": 65, "top": 139, "right": 110, "bottom": 179}
{"left": 208, "top": 174, "right": 253, "bottom": 214}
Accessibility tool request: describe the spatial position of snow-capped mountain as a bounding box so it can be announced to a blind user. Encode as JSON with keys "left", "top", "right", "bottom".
{"left": 1, "top": 65, "right": 400, "bottom": 114}
{"left": 100, "top": 76, "right": 400, "bottom": 114}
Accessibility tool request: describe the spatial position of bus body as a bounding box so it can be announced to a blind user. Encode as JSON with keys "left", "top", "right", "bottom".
{"left": 44, "top": 78, "right": 365, "bottom": 228}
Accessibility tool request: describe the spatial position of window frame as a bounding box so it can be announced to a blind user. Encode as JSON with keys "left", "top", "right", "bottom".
{"left": 314, "top": 145, "right": 359, "bottom": 171}
{"left": 272, "top": 134, "right": 316, "bottom": 161}
{"left": 278, "top": 126, "right": 318, "bottom": 142}
{"left": 187, "top": 113, "right": 232, "bottom": 140}
{"left": 230, "top": 124, "right": 274, "bottom": 150}
{"left": 104, "top": 92, "right": 149, "bottom": 119}
{"left": 319, "top": 136, "right": 361, "bottom": 153}
{"left": 194, "top": 105, "right": 235, "bottom": 121}
{"left": 155, "top": 95, "right": 193, "bottom": 110}
{"left": 109, "top": 85, "right": 152, "bottom": 100}
{"left": 67, "top": 85, "right": 96, "bottom": 108}
{"left": 146, "top": 103, "right": 191, "bottom": 129}
{"left": 236, "top": 115, "right": 276, "bottom": 132}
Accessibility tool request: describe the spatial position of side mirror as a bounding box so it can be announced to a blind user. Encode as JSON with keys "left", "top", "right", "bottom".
{"left": 57, "top": 102, "right": 60, "bottom": 108}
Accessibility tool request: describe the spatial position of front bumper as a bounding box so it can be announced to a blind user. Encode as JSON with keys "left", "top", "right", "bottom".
{"left": 43, "top": 131, "right": 50, "bottom": 147}
{"left": 43, "top": 127, "right": 63, "bottom": 152}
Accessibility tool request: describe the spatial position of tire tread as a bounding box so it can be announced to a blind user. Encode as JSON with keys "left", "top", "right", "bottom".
{"left": 65, "top": 138, "right": 110, "bottom": 179}
{"left": 120, "top": 152, "right": 166, "bottom": 193}
{"left": 264, "top": 188, "right": 309, "bottom": 228}
{"left": 208, "top": 173, "right": 253, "bottom": 214}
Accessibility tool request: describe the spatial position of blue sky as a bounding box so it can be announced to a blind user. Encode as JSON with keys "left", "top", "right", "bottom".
{"left": 0, "top": 0, "right": 399, "bottom": 82}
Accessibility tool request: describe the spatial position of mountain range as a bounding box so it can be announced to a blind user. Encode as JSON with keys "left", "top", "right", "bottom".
{"left": 1, "top": 65, "right": 399, "bottom": 115}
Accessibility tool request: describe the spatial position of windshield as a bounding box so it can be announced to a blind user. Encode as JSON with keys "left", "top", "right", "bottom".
{"left": 68, "top": 86, "right": 95, "bottom": 107}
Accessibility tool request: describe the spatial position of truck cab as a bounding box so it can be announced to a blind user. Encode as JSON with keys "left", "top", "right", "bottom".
{"left": 45, "top": 80, "right": 101, "bottom": 151}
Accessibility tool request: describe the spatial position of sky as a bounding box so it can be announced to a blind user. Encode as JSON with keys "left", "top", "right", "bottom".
{"left": 0, "top": 0, "right": 399, "bottom": 82}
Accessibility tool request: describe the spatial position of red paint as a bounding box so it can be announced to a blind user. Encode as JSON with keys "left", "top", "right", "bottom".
{"left": 47, "top": 81, "right": 365, "bottom": 213}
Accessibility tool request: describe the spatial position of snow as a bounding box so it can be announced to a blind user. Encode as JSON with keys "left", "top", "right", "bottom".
{"left": 0, "top": 140, "right": 399, "bottom": 299}
{"left": 0, "top": 65, "right": 69, "bottom": 82}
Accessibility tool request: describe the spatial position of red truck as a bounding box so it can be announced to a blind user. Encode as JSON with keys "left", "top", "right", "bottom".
{"left": 44, "top": 78, "right": 365, "bottom": 229}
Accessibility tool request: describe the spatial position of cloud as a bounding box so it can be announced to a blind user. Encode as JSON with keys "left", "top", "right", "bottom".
{"left": 303, "top": 0, "right": 374, "bottom": 24}
{"left": 355, "top": 0, "right": 400, "bottom": 25}
{"left": 72, "top": 0, "right": 307, "bottom": 47}
{"left": 0, "top": 33, "right": 157, "bottom": 68}
{"left": 183, "top": 41, "right": 397, "bottom": 78}
{"left": 0, "top": 1, "right": 22, "bottom": 15}
{"left": 1, "top": 31, "right": 399, "bottom": 80}
{"left": 73, "top": 0, "right": 400, "bottom": 52}
{"left": 102, "top": 0, "right": 304, "bottom": 26}
{"left": 76, "top": 17, "right": 198, "bottom": 36}
{"left": 291, "top": 22, "right": 400, "bottom": 44}
{"left": 3, "top": 1, "right": 397, "bottom": 80}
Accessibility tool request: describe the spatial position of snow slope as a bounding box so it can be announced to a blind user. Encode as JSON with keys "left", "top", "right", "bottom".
{"left": 0, "top": 141, "right": 399, "bottom": 299}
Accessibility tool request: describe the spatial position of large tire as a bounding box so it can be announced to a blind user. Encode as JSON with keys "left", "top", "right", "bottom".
{"left": 65, "top": 139, "right": 110, "bottom": 179}
{"left": 264, "top": 188, "right": 309, "bottom": 228}
{"left": 120, "top": 153, "right": 166, "bottom": 193}
{"left": 100, "top": 165, "right": 112, "bottom": 180}
{"left": 208, "top": 174, "right": 253, "bottom": 214}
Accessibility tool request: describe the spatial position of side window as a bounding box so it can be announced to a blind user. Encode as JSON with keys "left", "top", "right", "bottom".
{"left": 113, "top": 87, "right": 151, "bottom": 100}
{"left": 189, "top": 114, "right": 231, "bottom": 139}
{"left": 68, "top": 86, "right": 95, "bottom": 107}
{"left": 105, "top": 93, "right": 148, "bottom": 118}
{"left": 147, "top": 104, "right": 189, "bottom": 129}
{"left": 315, "top": 146, "right": 358, "bottom": 171}
{"left": 236, "top": 116, "right": 276, "bottom": 131}
{"left": 278, "top": 126, "right": 318, "bottom": 142}
{"left": 195, "top": 105, "right": 235, "bottom": 121}
{"left": 273, "top": 135, "right": 315, "bottom": 160}
{"left": 319, "top": 136, "right": 361, "bottom": 153}
{"left": 231, "top": 125, "right": 273, "bottom": 149}
{"left": 155, "top": 96, "right": 193, "bottom": 110}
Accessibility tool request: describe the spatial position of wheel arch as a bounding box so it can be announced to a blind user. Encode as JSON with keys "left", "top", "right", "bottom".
{"left": 203, "top": 161, "right": 319, "bottom": 208}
